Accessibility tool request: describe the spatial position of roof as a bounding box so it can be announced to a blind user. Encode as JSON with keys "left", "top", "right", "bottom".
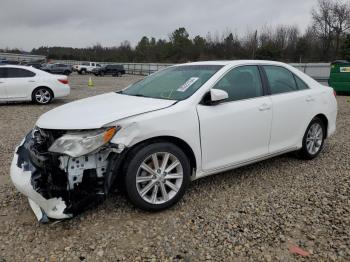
{"left": 0, "top": 64, "right": 48, "bottom": 75}
{"left": 178, "top": 60, "right": 288, "bottom": 67}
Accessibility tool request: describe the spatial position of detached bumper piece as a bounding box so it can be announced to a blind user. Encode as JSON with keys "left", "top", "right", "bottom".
{"left": 10, "top": 131, "right": 119, "bottom": 222}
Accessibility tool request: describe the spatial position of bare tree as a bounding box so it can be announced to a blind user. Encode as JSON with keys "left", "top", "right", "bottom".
{"left": 312, "top": 0, "right": 335, "bottom": 60}
{"left": 330, "top": 0, "right": 350, "bottom": 57}
{"left": 312, "top": 0, "right": 350, "bottom": 59}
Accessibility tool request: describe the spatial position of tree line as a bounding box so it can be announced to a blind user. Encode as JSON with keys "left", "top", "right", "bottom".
{"left": 4, "top": 0, "right": 350, "bottom": 63}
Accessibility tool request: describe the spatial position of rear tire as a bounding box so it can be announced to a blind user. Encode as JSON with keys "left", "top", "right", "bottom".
{"left": 32, "top": 87, "right": 53, "bottom": 105}
{"left": 297, "top": 117, "right": 325, "bottom": 160}
{"left": 124, "top": 142, "right": 191, "bottom": 211}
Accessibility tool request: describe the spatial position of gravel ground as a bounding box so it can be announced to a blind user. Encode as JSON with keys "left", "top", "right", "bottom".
{"left": 0, "top": 74, "right": 349, "bottom": 261}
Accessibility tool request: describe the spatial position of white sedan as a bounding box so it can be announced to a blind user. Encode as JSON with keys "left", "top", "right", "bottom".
{"left": 10, "top": 60, "right": 337, "bottom": 222}
{"left": 0, "top": 65, "right": 70, "bottom": 104}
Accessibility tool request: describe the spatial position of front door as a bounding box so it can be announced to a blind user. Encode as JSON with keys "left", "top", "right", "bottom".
{"left": 197, "top": 65, "right": 272, "bottom": 171}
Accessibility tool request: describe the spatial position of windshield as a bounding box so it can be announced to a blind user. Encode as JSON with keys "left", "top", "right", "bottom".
{"left": 121, "top": 65, "right": 223, "bottom": 100}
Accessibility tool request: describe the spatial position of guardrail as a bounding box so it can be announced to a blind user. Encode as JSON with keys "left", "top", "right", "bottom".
{"left": 49, "top": 59, "right": 332, "bottom": 82}
{"left": 0, "top": 52, "right": 46, "bottom": 63}
{"left": 290, "top": 63, "right": 330, "bottom": 83}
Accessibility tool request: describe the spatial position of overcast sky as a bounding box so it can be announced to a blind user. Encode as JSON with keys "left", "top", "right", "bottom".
{"left": 0, "top": 0, "right": 318, "bottom": 51}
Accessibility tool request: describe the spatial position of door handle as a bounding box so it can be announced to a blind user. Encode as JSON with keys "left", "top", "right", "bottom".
{"left": 259, "top": 104, "right": 271, "bottom": 111}
{"left": 0, "top": 81, "right": 3, "bottom": 84}
{"left": 28, "top": 80, "right": 35, "bottom": 82}
{"left": 306, "top": 96, "right": 314, "bottom": 102}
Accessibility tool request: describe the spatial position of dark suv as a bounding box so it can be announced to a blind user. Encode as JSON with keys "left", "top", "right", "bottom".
{"left": 92, "top": 64, "right": 125, "bottom": 77}
{"left": 42, "top": 63, "right": 72, "bottom": 75}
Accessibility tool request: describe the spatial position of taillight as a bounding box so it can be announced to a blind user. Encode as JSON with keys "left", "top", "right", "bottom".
{"left": 333, "top": 90, "right": 337, "bottom": 97}
{"left": 58, "top": 79, "right": 68, "bottom": 84}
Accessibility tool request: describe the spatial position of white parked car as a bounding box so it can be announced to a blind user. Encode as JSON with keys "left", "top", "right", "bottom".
{"left": 73, "top": 62, "right": 101, "bottom": 74}
{"left": 10, "top": 60, "right": 337, "bottom": 222}
{"left": 0, "top": 65, "right": 70, "bottom": 104}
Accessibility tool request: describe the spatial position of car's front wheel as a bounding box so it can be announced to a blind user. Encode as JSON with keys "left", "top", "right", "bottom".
{"left": 124, "top": 142, "right": 191, "bottom": 211}
{"left": 297, "top": 117, "right": 326, "bottom": 159}
{"left": 32, "top": 87, "right": 53, "bottom": 104}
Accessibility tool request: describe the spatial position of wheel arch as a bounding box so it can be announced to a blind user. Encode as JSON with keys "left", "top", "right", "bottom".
{"left": 313, "top": 113, "right": 328, "bottom": 138}
{"left": 32, "top": 86, "right": 55, "bottom": 99}
{"left": 127, "top": 136, "right": 197, "bottom": 172}
{"left": 109, "top": 135, "right": 197, "bottom": 192}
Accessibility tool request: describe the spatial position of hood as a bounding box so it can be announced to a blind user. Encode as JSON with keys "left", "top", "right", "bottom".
{"left": 36, "top": 92, "right": 176, "bottom": 130}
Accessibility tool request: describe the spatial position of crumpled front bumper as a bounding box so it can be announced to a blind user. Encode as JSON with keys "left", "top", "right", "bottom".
{"left": 10, "top": 139, "right": 72, "bottom": 222}
{"left": 10, "top": 131, "right": 120, "bottom": 223}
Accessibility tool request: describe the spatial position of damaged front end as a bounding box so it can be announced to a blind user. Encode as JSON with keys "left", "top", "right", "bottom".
{"left": 10, "top": 127, "right": 123, "bottom": 222}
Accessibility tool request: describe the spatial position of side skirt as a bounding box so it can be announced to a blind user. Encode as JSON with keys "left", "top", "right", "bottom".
{"left": 193, "top": 147, "right": 298, "bottom": 180}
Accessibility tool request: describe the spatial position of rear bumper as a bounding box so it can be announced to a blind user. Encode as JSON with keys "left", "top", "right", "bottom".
{"left": 54, "top": 85, "right": 70, "bottom": 98}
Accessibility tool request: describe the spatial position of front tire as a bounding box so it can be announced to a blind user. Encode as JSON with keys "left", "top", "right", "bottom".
{"left": 297, "top": 117, "right": 325, "bottom": 160}
{"left": 124, "top": 142, "right": 191, "bottom": 211}
{"left": 32, "top": 87, "right": 53, "bottom": 104}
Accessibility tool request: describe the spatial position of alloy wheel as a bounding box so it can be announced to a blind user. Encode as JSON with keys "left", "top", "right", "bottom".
{"left": 35, "top": 89, "right": 51, "bottom": 104}
{"left": 306, "top": 122, "right": 323, "bottom": 155}
{"left": 136, "top": 152, "right": 183, "bottom": 205}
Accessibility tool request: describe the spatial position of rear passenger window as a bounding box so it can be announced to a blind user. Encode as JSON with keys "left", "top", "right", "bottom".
{"left": 263, "top": 66, "right": 298, "bottom": 94}
{"left": 294, "top": 75, "right": 309, "bottom": 90}
{"left": 213, "top": 65, "right": 263, "bottom": 102}
{"left": 6, "top": 68, "right": 35, "bottom": 78}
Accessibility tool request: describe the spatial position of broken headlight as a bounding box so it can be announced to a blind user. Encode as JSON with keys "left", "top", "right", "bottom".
{"left": 49, "top": 127, "right": 118, "bottom": 157}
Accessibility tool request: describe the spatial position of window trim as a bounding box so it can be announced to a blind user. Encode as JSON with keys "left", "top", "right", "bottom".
{"left": 260, "top": 65, "right": 309, "bottom": 96}
{"left": 3, "top": 67, "right": 36, "bottom": 78}
{"left": 293, "top": 74, "right": 310, "bottom": 90}
{"left": 205, "top": 64, "right": 268, "bottom": 104}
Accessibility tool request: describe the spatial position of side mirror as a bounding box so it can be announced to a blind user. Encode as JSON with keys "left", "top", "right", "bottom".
{"left": 211, "top": 89, "right": 228, "bottom": 102}
{"left": 202, "top": 89, "right": 228, "bottom": 105}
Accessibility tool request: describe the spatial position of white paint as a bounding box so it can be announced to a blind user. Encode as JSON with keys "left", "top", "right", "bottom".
{"left": 36, "top": 92, "right": 175, "bottom": 129}
{"left": 10, "top": 153, "right": 71, "bottom": 220}
{"left": 10, "top": 60, "right": 338, "bottom": 220}
{"left": 210, "top": 89, "right": 228, "bottom": 102}
{"left": 0, "top": 65, "right": 70, "bottom": 102}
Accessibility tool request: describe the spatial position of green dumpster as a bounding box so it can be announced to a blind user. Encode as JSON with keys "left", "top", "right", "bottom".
{"left": 329, "top": 60, "right": 350, "bottom": 93}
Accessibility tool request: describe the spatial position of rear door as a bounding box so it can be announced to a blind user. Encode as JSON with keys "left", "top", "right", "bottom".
{"left": 197, "top": 65, "right": 272, "bottom": 171}
{"left": 5, "top": 67, "right": 37, "bottom": 98}
{"left": 0, "top": 68, "right": 7, "bottom": 99}
{"left": 262, "top": 65, "right": 316, "bottom": 153}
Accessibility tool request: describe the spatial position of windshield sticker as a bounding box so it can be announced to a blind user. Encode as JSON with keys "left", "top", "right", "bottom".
{"left": 177, "top": 77, "right": 199, "bottom": 92}
{"left": 340, "top": 67, "right": 350, "bottom": 73}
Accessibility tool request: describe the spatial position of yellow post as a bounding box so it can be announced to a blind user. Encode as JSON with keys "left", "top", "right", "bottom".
{"left": 88, "top": 77, "right": 94, "bottom": 87}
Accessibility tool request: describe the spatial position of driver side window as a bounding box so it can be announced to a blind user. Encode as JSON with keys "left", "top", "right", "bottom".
{"left": 213, "top": 65, "right": 263, "bottom": 102}
{"left": 263, "top": 66, "right": 298, "bottom": 95}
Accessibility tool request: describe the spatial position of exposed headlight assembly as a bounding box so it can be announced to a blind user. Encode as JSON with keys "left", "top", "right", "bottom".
{"left": 49, "top": 127, "right": 118, "bottom": 157}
